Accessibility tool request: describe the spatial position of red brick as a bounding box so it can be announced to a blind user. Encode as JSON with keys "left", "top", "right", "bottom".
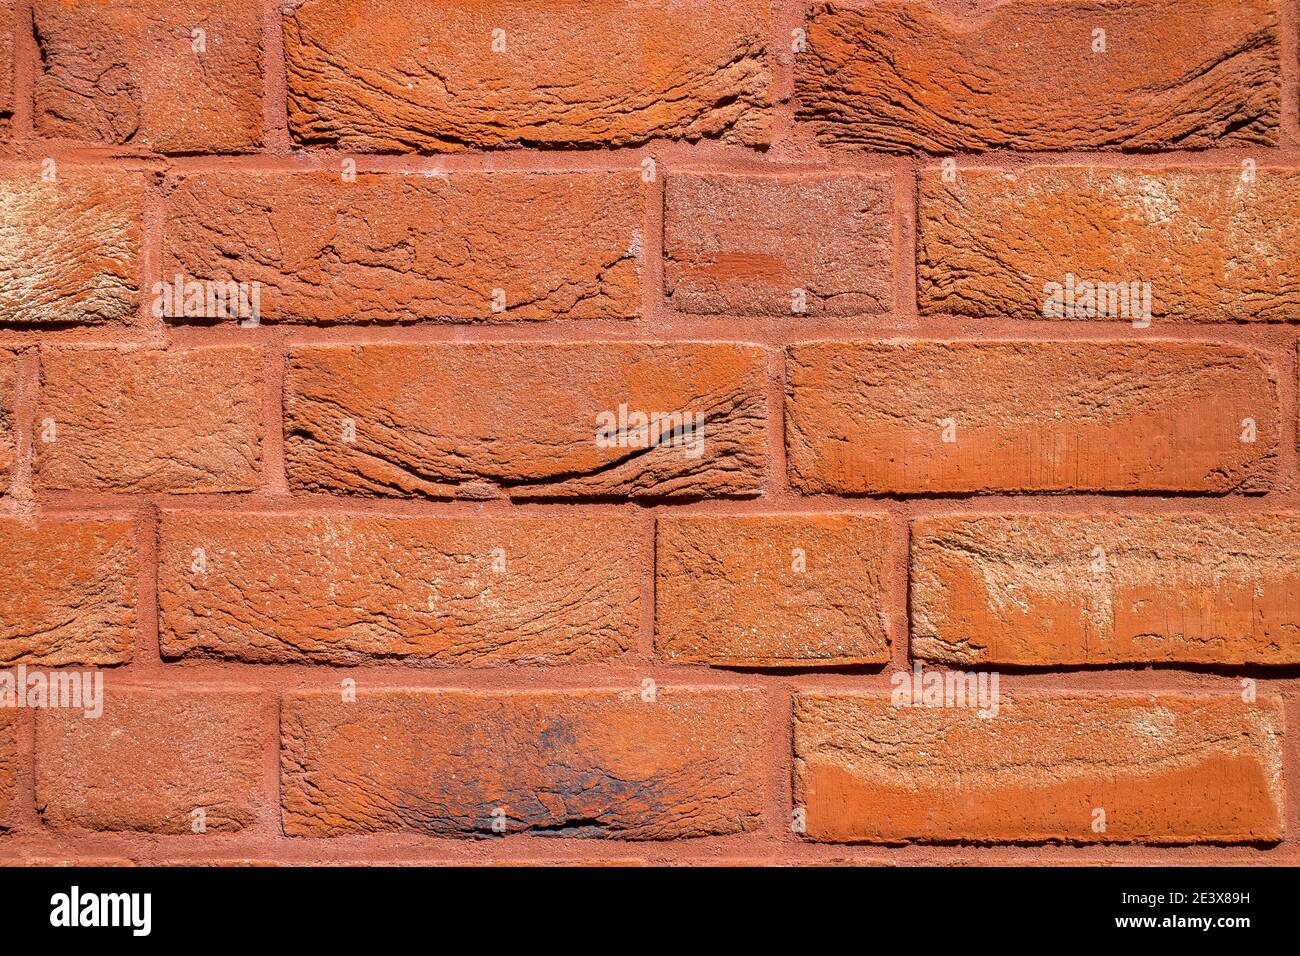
{"left": 36, "top": 346, "right": 263, "bottom": 493}
{"left": 0, "top": 712, "right": 15, "bottom": 830}
{"left": 162, "top": 171, "right": 641, "bottom": 323}
{"left": 0, "top": 0, "right": 13, "bottom": 128}
{"left": 664, "top": 171, "right": 892, "bottom": 316}
{"left": 656, "top": 514, "right": 890, "bottom": 667}
{"left": 914, "top": 514, "right": 1300, "bottom": 667}
{"left": 785, "top": 341, "right": 1277, "bottom": 495}
{"left": 281, "top": 688, "right": 765, "bottom": 838}
{"left": 0, "top": 517, "right": 135, "bottom": 665}
{"left": 0, "top": 167, "right": 143, "bottom": 325}
{"left": 796, "top": 0, "right": 1280, "bottom": 152}
{"left": 33, "top": 0, "right": 262, "bottom": 152}
{"left": 286, "top": 342, "right": 767, "bottom": 499}
{"left": 920, "top": 167, "right": 1300, "bottom": 322}
{"left": 0, "top": 351, "right": 13, "bottom": 490}
{"left": 36, "top": 689, "right": 265, "bottom": 833}
{"left": 159, "top": 512, "right": 644, "bottom": 665}
{"left": 794, "top": 694, "right": 1284, "bottom": 843}
{"left": 283, "top": 0, "right": 770, "bottom": 151}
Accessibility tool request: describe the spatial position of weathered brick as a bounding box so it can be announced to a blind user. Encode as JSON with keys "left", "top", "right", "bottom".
{"left": 283, "top": 0, "right": 771, "bottom": 151}
{"left": 36, "top": 346, "right": 263, "bottom": 493}
{"left": 664, "top": 172, "right": 892, "bottom": 316}
{"left": 796, "top": 0, "right": 1280, "bottom": 152}
{"left": 656, "top": 514, "right": 889, "bottom": 667}
{"left": 0, "top": 0, "right": 13, "bottom": 128}
{"left": 163, "top": 171, "right": 641, "bottom": 323}
{"left": 920, "top": 167, "right": 1300, "bottom": 322}
{"left": 33, "top": 0, "right": 263, "bottom": 152}
{"left": 0, "top": 517, "right": 135, "bottom": 665}
{"left": 785, "top": 341, "right": 1277, "bottom": 495}
{"left": 282, "top": 689, "right": 765, "bottom": 838}
{"left": 0, "top": 351, "right": 13, "bottom": 489}
{"left": 36, "top": 689, "right": 265, "bottom": 833}
{"left": 286, "top": 342, "right": 767, "bottom": 499}
{"left": 913, "top": 514, "right": 1300, "bottom": 667}
{"left": 794, "top": 694, "right": 1284, "bottom": 843}
{"left": 159, "top": 512, "right": 644, "bottom": 665}
{"left": 0, "top": 712, "right": 15, "bottom": 830}
{"left": 0, "top": 167, "right": 143, "bottom": 325}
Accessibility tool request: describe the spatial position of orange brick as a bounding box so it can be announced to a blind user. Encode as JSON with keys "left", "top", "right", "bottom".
{"left": 286, "top": 342, "right": 767, "bottom": 499}
{"left": 796, "top": 0, "right": 1279, "bottom": 152}
{"left": 36, "top": 347, "right": 263, "bottom": 493}
{"left": 0, "top": 351, "right": 13, "bottom": 490}
{"left": 794, "top": 694, "right": 1284, "bottom": 843}
{"left": 920, "top": 167, "right": 1300, "bottom": 321}
{"left": 786, "top": 341, "right": 1277, "bottom": 494}
{"left": 36, "top": 689, "right": 265, "bottom": 833}
{"left": 281, "top": 689, "right": 765, "bottom": 838}
{"left": 163, "top": 171, "right": 642, "bottom": 323}
{"left": 0, "top": 517, "right": 135, "bottom": 665}
{"left": 0, "top": 0, "right": 13, "bottom": 128}
{"left": 664, "top": 171, "right": 893, "bottom": 316}
{"left": 656, "top": 514, "right": 890, "bottom": 667}
{"left": 283, "top": 0, "right": 770, "bottom": 151}
{"left": 0, "top": 167, "right": 144, "bottom": 325}
{"left": 159, "top": 512, "right": 644, "bottom": 665}
{"left": 33, "top": 0, "right": 262, "bottom": 152}
{"left": 913, "top": 514, "right": 1300, "bottom": 667}
{"left": 0, "top": 712, "right": 15, "bottom": 830}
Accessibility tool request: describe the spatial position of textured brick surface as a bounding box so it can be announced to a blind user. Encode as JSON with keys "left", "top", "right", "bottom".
{"left": 0, "top": 350, "right": 12, "bottom": 489}
{"left": 283, "top": 0, "right": 771, "bottom": 151}
{"left": 913, "top": 514, "right": 1300, "bottom": 667}
{"left": 35, "top": 347, "right": 263, "bottom": 493}
{"left": 657, "top": 514, "right": 890, "bottom": 666}
{"left": 36, "top": 690, "right": 265, "bottom": 833}
{"left": 786, "top": 341, "right": 1277, "bottom": 495}
{"left": 0, "top": 713, "right": 15, "bottom": 831}
{"left": 0, "top": 167, "right": 143, "bottom": 326}
{"left": 286, "top": 342, "right": 767, "bottom": 499}
{"left": 159, "top": 512, "right": 644, "bottom": 665}
{"left": 282, "top": 689, "right": 765, "bottom": 838}
{"left": 794, "top": 694, "right": 1284, "bottom": 843}
{"left": 920, "top": 167, "right": 1300, "bottom": 321}
{"left": 796, "top": 0, "right": 1280, "bottom": 152}
{"left": 33, "top": 0, "right": 263, "bottom": 152}
{"left": 0, "top": 517, "right": 135, "bottom": 665}
{"left": 664, "top": 172, "right": 893, "bottom": 316}
{"left": 0, "top": 0, "right": 13, "bottom": 129}
{"left": 164, "top": 171, "right": 642, "bottom": 323}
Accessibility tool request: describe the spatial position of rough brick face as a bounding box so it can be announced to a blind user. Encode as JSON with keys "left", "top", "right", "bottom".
{"left": 36, "top": 347, "right": 263, "bottom": 493}
{"left": 0, "top": 713, "right": 15, "bottom": 830}
{"left": 913, "top": 514, "right": 1300, "bottom": 667}
{"left": 796, "top": 0, "right": 1280, "bottom": 153}
{"left": 920, "top": 167, "right": 1300, "bottom": 322}
{"left": 794, "top": 694, "right": 1284, "bottom": 843}
{"left": 33, "top": 0, "right": 263, "bottom": 152}
{"left": 0, "top": 167, "right": 143, "bottom": 326}
{"left": 159, "top": 512, "right": 644, "bottom": 665}
{"left": 283, "top": 0, "right": 770, "bottom": 151}
{"left": 664, "top": 172, "right": 893, "bottom": 316}
{"left": 657, "top": 514, "right": 890, "bottom": 667}
{"left": 281, "top": 689, "right": 765, "bottom": 838}
{"left": 286, "top": 342, "right": 767, "bottom": 499}
{"left": 163, "top": 171, "right": 642, "bottom": 323}
{"left": 36, "top": 690, "right": 265, "bottom": 833}
{"left": 0, "top": 351, "right": 13, "bottom": 489}
{"left": 785, "top": 341, "right": 1277, "bottom": 495}
{"left": 0, "top": 0, "right": 13, "bottom": 129}
{"left": 0, "top": 517, "right": 135, "bottom": 665}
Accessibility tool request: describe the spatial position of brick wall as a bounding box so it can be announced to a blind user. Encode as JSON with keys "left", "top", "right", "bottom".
{"left": 0, "top": 0, "right": 1297, "bottom": 866}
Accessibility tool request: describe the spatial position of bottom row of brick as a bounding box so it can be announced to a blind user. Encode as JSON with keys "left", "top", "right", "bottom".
{"left": 4, "top": 689, "right": 1282, "bottom": 845}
